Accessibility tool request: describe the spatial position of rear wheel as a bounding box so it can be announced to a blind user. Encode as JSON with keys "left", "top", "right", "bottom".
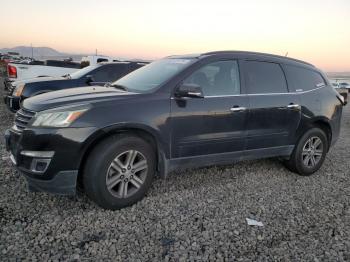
{"left": 284, "top": 128, "right": 328, "bottom": 176}
{"left": 83, "top": 135, "right": 156, "bottom": 210}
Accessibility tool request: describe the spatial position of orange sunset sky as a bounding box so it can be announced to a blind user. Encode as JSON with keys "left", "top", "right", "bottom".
{"left": 0, "top": 0, "right": 349, "bottom": 72}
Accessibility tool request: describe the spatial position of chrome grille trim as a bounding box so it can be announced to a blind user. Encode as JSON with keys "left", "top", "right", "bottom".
{"left": 14, "top": 108, "right": 36, "bottom": 132}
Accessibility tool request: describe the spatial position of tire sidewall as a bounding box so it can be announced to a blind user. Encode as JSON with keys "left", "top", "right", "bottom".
{"left": 294, "top": 128, "right": 328, "bottom": 175}
{"left": 84, "top": 135, "right": 156, "bottom": 210}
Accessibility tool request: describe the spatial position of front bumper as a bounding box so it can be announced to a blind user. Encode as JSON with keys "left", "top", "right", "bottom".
{"left": 4, "top": 126, "right": 98, "bottom": 195}
{"left": 3, "top": 95, "right": 20, "bottom": 112}
{"left": 23, "top": 170, "right": 78, "bottom": 195}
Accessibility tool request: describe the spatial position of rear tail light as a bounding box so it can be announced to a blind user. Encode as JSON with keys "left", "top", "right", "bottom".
{"left": 8, "top": 65, "right": 17, "bottom": 78}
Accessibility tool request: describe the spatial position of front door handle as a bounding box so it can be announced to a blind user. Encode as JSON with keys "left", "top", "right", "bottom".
{"left": 230, "top": 106, "right": 246, "bottom": 112}
{"left": 287, "top": 104, "right": 300, "bottom": 109}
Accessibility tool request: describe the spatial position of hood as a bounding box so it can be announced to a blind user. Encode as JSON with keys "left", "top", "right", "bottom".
{"left": 23, "top": 86, "right": 138, "bottom": 112}
{"left": 16, "top": 76, "right": 65, "bottom": 85}
{"left": 11, "top": 76, "right": 64, "bottom": 90}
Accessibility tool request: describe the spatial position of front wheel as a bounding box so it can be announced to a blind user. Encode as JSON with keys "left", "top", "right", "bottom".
{"left": 83, "top": 135, "right": 156, "bottom": 210}
{"left": 284, "top": 128, "right": 328, "bottom": 176}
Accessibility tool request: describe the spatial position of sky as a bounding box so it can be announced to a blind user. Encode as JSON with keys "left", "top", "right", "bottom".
{"left": 0, "top": 0, "right": 349, "bottom": 71}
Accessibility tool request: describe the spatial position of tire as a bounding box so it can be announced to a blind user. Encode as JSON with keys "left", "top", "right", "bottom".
{"left": 83, "top": 134, "right": 156, "bottom": 210}
{"left": 284, "top": 127, "right": 328, "bottom": 176}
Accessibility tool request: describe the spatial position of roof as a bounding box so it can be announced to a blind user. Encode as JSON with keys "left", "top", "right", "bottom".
{"left": 203, "top": 51, "right": 314, "bottom": 67}
{"left": 98, "top": 61, "right": 149, "bottom": 65}
{"left": 167, "top": 50, "right": 315, "bottom": 68}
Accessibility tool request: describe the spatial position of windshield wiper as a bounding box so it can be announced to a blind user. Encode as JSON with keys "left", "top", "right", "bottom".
{"left": 110, "top": 84, "right": 128, "bottom": 92}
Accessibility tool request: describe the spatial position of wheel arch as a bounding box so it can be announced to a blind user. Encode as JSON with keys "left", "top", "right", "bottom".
{"left": 77, "top": 124, "right": 168, "bottom": 187}
{"left": 296, "top": 116, "right": 333, "bottom": 151}
{"left": 313, "top": 119, "right": 332, "bottom": 150}
{"left": 311, "top": 118, "right": 332, "bottom": 151}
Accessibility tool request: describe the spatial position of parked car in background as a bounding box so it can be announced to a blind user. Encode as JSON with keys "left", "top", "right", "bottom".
{"left": 339, "top": 82, "right": 350, "bottom": 90}
{"left": 80, "top": 55, "right": 114, "bottom": 67}
{"left": 5, "top": 51, "right": 344, "bottom": 209}
{"left": 3, "top": 55, "right": 115, "bottom": 90}
{"left": 4, "top": 61, "right": 147, "bottom": 112}
{"left": 331, "top": 82, "right": 339, "bottom": 88}
{"left": 5, "top": 60, "right": 81, "bottom": 89}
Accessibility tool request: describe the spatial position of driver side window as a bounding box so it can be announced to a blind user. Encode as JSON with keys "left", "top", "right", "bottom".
{"left": 183, "top": 60, "right": 240, "bottom": 96}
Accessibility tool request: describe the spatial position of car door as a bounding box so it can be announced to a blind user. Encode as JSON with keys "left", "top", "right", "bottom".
{"left": 170, "top": 59, "right": 248, "bottom": 158}
{"left": 241, "top": 60, "right": 301, "bottom": 150}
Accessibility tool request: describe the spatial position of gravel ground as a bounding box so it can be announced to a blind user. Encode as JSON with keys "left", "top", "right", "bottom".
{"left": 0, "top": 79, "right": 349, "bottom": 261}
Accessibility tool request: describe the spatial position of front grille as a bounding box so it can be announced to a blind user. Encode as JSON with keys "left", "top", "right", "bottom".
{"left": 14, "top": 108, "right": 36, "bottom": 132}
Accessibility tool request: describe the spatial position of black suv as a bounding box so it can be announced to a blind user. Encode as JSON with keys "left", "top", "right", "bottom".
{"left": 5, "top": 51, "right": 344, "bottom": 210}
{"left": 4, "top": 61, "right": 147, "bottom": 112}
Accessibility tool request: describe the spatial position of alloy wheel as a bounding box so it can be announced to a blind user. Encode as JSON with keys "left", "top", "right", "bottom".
{"left": 106, "top": 150, "right": 148, "bottom": 198}
{"left": 301, "top": 136, "right": 323, "bottom": 168}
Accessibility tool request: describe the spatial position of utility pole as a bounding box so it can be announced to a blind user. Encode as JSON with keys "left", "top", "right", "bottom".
{"left": 31, "top": 43, "right": 34, "bottom": 59}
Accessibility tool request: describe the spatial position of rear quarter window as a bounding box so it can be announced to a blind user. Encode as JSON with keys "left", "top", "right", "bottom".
{"left": 283, "top": 65, "right": 325, "bottom": 92}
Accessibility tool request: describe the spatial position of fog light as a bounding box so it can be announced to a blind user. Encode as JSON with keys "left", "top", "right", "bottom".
{"left": 30, "top": 158, "right": 51, "bottom": 174}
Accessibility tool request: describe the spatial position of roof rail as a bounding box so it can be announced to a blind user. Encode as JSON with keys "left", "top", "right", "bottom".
{"left": 202, "top": 50, "right": 314, "bottom": 67}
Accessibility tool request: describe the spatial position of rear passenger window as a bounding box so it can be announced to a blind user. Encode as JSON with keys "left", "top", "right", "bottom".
{"left": 244, "top": 61, "right": 288, "bottom": 94}
{"left": 284, "top": 65, "right": 325, "bottom": 92}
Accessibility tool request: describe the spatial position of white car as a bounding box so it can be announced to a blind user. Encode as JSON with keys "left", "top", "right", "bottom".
{"left": 332, "top": 82, "right": 340, "bottom": 88}
{"left": 5, "top": 60, "right": 80, "bottom": 89}
{"left": 339, "top": 82, "right": 350, "bottom": 90}
{"left": 4, "top": 55, "right": 115, "bottom": 90}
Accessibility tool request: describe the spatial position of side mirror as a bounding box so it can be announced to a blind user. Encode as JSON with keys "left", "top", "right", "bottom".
{"left": 85, "top": 75, "right": 95, "bottom": 85}
{"left": 175, "top": 83, "right": 204, "bottom": 98}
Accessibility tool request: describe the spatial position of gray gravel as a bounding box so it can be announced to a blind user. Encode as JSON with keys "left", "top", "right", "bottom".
{"left": 0, "top": 79, "right": 350, "bottom": 261}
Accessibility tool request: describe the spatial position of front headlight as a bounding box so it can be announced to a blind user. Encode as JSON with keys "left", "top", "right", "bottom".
{"left": 31, "top": 106, "right": 89, "bottom": 127}
{"left": 13, "top": 83, "right": 25, "bottom": 97}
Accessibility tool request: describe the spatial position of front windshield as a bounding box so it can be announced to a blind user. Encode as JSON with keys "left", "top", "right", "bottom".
{"left": 112, "top": 58, "right": 195, "bottom": 92}
{"left": 68, "top": 64, "right": 100, "bottom": 79}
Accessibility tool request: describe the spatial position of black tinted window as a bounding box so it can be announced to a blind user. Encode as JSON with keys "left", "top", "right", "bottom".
{"left": 245, "top": 61, "right": 287, "bottom": 94}
{"left": 92, "top": 64, "right": 129, "bottom": 82}
{"left": 97, "top": 58, "right": 108, "bottom": 63}
{"left": 284, "top": 65, "right": 325, "bottom": 92}
{"left": 45, "top": 60, "right": 80, "bottom": 69}
{"left": 184, "top": 60, "right": 240, "bottom": 96}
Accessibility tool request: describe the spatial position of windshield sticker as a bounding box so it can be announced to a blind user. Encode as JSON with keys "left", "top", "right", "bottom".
{"left": 170, "top": 59, "right": 191, "bottom": 64}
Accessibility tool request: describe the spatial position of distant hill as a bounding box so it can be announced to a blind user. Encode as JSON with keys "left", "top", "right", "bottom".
{"left": 0, "top": 46, "right": 64, "bottom": 57}
{"left": 327, "top": 72, "right": 350, "bottom": 79}
{"left": 0, "top": 46, "right": 148, "bottom": 62}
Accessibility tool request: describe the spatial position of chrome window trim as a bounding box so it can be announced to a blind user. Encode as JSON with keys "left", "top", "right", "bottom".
{"left": 171, "top": 85, "right": 326, "bottom": 99}
{"left": 203, "top": 85, "right": 326, "bottom": 98}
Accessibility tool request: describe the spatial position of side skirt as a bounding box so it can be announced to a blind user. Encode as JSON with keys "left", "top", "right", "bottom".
{"left": 166, "top": 145, "right": 294, "bottom": 174}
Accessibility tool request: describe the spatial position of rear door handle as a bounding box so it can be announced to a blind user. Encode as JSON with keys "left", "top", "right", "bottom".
{"left": 230, "top": 106, "right": 246, "bottom": 112}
